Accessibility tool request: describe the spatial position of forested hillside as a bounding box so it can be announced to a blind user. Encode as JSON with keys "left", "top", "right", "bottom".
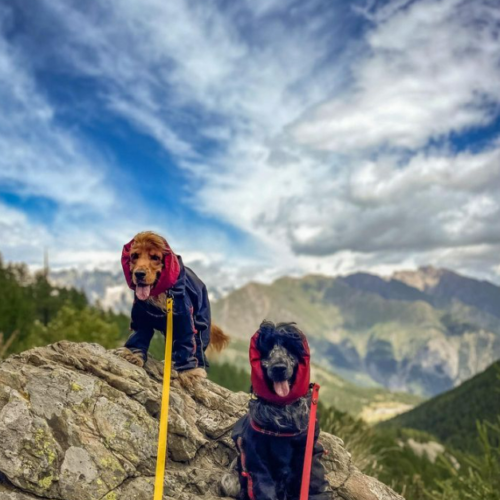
{"left": 0, "top": 255, "right": 130, "bottom": 358}
{"left": 381, "top": 360, "right": 500, "bottom": 454}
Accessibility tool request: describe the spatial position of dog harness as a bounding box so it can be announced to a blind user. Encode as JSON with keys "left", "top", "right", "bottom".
{"left": 249, "top": 418, "right": 305, "bottom": 437}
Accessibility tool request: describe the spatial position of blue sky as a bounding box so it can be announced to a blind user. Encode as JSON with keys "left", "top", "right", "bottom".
{"left": 1, "top": 0, "right": 499, "bottom": 288}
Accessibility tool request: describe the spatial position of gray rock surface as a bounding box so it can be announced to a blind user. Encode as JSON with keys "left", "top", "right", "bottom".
{"left": 0, "top": 342, "right": 404, "bottom": 500}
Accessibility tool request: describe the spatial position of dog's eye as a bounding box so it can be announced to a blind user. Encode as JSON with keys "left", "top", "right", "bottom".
{"left": 131, "top": 252, "right": 139, "bottom": 260}
{"left": 151, "top": 255, "right": 161, "bottom": 261}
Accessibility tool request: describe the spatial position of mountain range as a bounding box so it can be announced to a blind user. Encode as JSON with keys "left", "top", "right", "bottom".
{"left": 207, "top": 336, "right": 423, "bottom": 422}
{"left": 212, "top": 267, "right": 500, "bottom": 397}
{"left": 51, "top": 265, "right": 500, "bottom": 398}
{"left": 50, "top": 266, "right": 234, "bottom": 313}
{"left": 50, "top": 269, "right": 133, "bottom": 313}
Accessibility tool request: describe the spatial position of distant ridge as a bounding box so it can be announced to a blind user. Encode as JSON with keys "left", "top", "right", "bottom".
{"left": 394, "top": 266, "right": 500, "bottom": 319}
{"left": 341, "top": 272, "right": 431, "bottom": 303}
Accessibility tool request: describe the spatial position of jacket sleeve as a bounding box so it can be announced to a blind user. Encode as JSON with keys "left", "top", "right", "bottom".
{"left": 124, "top": 300, "right": 155, "bottom": 363}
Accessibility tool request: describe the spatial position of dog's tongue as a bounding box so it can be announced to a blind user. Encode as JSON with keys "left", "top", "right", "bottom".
{"left": 136, "top": 285, "right": 151, "bottom": 301}
{"left": 273, "top": 380, "right": 290, "bottom": 398}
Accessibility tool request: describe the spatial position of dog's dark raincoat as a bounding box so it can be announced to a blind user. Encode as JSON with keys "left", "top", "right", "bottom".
{"left": 232, "top": 332, "right": 330, "bottom": 500}
{"left": 121, "top": 238, "right": 211, "bottom": 372}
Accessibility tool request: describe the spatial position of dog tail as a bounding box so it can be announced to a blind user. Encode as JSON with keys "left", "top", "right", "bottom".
{"left": 208, "top": 324, "right": 230, "bottom": 352}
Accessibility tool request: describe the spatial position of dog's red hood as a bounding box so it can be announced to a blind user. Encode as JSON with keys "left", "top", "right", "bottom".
{"left": 121, "top": 237, "right": 180, "bottom": 296}
{"left": 250, "top": 332, "right": 310, "bottom": 405}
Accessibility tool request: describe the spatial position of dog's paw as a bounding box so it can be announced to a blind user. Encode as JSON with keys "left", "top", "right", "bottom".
{"left": 177, "top": 367, "right": 207, "bottom": 390}
{"left": 114, "top": 347, "right": 145, "bottom": 368}
{"left": 220, "top": 472, "right": 240, "bottom": 498}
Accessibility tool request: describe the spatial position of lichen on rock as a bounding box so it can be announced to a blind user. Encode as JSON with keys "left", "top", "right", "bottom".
{"left": 0, "top": 341, "right": 404, "bottom": 500}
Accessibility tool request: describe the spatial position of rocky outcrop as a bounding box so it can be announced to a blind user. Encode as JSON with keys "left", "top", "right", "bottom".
{"left": 0, "top": 342, "right": 403, "bottom": 500}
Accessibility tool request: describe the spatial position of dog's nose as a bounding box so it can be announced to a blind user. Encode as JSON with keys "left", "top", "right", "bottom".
{"left": 134, "top": 270, "right": 146, "bottom": 280}
{"left": 272, "top": 364, "right": 287, "bottom": 376}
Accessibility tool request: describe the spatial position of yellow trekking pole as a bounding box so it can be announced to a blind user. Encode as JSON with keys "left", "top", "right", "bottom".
{"left": 153, "top": 295, "right": 174, "bottom": 500}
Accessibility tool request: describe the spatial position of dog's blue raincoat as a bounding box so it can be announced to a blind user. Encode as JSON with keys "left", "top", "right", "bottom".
{"left": 124, "top": 256, "right": 211, "bottom": 371}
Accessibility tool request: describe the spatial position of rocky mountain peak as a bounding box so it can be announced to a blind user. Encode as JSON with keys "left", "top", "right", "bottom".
{"left": 0, "top": 341, "right": 403, "bottom": 500}
{"left": 391, "top": 266, "right": 449, "bottom": 292}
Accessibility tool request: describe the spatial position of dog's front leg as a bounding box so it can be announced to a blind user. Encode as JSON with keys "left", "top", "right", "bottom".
{"left": 306, "top": 440, "right": 332, "bottom": 499}
{"left": 115, "top": 347, "right": 146, "bottom": 367}
{"left": 289, "top": 424, "right": 331, "bottom": 499}
{"left": 240, "top": 444, "right": 279, "bottom": 500}
{"left": 177, "top": 367, "right": 207, "bottom": 390}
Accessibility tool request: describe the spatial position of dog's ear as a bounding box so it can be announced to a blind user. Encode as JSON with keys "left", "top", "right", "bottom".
{"left": 257, "top": 320, "right": 276, "bottom": 354}
{"left": 284, "top": 335, "right": 308, "bottom": 362}
{"left": 276, "top": 323, "right": 308, "bottom": 362}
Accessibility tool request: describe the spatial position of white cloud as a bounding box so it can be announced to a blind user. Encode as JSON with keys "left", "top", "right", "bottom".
{"left": 0, "top": 202, "right": 49, "bottom": 260}
{"left": 35, "top": 0, "right": 349, "bottom": 143}
{"left": 0, "top": 15, "right": 115, "bottom": 209}
{"left": 0, "top": 198, "right": 133, "bottom": 270}
{"left": 2, "top": 0, "right": 500, "bottom": 288}
{"left": 14, "top": 0, "right": 350, "bottom": 269}
{"left": 292, "top": 0, "right": 500, "bottom": 152}
{"left": 183, "top": 0, "right": 500, "bottom": 282}
{"left": 0, "top": 5, "right": 188, "bottom": 270}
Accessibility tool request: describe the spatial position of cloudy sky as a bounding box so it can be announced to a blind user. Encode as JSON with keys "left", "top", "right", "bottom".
{"left": 1, "top": 0, "right": 499, "bottom": 289}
